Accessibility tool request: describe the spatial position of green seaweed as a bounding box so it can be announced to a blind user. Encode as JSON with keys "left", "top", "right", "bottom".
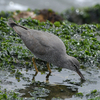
{"left": 76, "top": 92, "right": 83, "bottom": 97}
{"left": 88, "top": 97, "right": 100, "bottom": 100}
{"left": 91, "top": 90, "right": 97, "bottom": 94}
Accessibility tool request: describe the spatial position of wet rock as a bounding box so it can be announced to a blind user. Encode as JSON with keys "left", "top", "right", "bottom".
{"left": 35, "top": 9, "right": 63, "bottom": 23}
{"left": 13, "top": 11, "right": 36, "bottom": 21}
{"left": 61, "top": 4, "right": 100, "bottom": 24}
{"left": 13, "top": 9, "right": 63, "bottom": 23}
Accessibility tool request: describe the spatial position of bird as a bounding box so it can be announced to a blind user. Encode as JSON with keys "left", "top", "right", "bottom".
{"left": 8, "top": 18, "right": 85, "bottom": 81}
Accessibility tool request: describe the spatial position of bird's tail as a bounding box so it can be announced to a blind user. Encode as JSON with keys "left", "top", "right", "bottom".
{"left": 8, "top": 18, "right": 28, "bottom": 30}
{"left": 8, "top": 18, "right": 17, "bottom": 28}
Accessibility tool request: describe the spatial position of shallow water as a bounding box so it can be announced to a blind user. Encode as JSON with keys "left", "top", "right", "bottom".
{"left": 0, "top": 63, "right": 100, "bottom": 100}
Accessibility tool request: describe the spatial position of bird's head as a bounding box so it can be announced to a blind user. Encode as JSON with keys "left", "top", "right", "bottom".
{"left": 64, "top": 55, "right": 85, "bottom": 80}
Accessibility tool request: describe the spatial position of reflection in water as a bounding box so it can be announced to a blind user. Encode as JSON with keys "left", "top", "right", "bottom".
{"left": 18, "top": 82, "right": 78, "bottom": 100}
{"left": 46, "top": 72, "right": 51, "bottom": 82}
{"left": 1, "top": 65, "right": 100, "bottom": 100}
{"left": 32, "top": 71, "right": 51, "bottom": 83}
{"left": 16, "top": 68, "right": 83, "bottom": 100}
{"left": 32, "top": 71, "right": 38, "bottom": 81}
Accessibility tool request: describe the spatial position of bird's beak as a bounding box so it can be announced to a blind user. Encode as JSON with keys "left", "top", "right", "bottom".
{"left": 76, "top": 68, "right": 85, "bottom": 81}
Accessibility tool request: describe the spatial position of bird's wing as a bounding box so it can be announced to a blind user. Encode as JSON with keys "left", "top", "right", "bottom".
{"left": 29, "top": 29, "right": 66, "bottom": 53}
{"left": 8, "top": 19, "right": 66, "bottom": 56}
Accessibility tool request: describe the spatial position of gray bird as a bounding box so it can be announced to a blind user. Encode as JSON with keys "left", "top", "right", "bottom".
{"left": 8, "top": 18, "right": 85, "bottom": 80}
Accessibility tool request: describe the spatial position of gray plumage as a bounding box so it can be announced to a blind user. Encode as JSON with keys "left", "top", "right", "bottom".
{"left": 8, "top": 18, "right": 85, "bottom": 80}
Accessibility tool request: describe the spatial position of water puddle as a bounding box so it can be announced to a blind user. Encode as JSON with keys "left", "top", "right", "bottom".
{"left": 0, "top": 64, "right": 100, "bottom": 100}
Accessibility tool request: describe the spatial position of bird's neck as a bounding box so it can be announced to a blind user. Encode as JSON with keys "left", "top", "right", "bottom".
{"left": 56, "top": 54, "right": 70, "bottom": 68}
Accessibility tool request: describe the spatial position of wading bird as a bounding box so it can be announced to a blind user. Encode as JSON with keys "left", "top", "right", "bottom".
{"left": 8, "top": 18, "right": 85, "bottom": 80}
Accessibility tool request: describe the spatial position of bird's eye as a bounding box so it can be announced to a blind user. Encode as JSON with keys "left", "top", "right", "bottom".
{"left": 74, "top": 64, "right": 78, "bottom": 69}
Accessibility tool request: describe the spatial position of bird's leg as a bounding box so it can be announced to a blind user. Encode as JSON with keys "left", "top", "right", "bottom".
{"left": 46, "top": 63, "right": 51, "bottom": 82}
{"left": 32, "top": 71, "right": 38, "bottom": 81}
{"left": 32, "top": 57, "right": 38, "bottom": 73}
{"left": 46, "top": 72, "right": 51, "bottom": 82}
{"left": 47, "top": 62, "right": 51, "bottom": 73}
